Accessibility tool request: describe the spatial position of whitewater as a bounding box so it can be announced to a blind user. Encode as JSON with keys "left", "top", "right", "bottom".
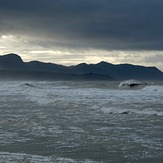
{"left": 0, "top": 80, "right": 163, "bottom": 163}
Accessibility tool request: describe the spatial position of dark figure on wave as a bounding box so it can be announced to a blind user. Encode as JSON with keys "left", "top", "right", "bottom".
{"left": 119, "top": 80, "right": 149, "bottom": 88}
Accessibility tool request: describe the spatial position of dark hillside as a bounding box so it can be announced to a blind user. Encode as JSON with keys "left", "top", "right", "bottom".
{"left": 0, "top": 53, "right": 162, "bottom": 80}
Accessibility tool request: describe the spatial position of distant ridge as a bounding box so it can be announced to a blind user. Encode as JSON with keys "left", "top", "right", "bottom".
{"left": 0, "top": 53, "right": 162, "bottom": 80}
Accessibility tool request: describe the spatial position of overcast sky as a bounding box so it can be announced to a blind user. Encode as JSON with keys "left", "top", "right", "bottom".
{"left": 0, "top": 0, "right": 163, "bottom": 71}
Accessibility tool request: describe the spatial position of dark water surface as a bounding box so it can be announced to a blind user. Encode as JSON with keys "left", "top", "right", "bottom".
{"left": 0, "top": 81, "right": 163, "bottom": 162}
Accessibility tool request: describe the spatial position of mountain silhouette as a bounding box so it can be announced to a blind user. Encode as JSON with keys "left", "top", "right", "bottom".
{"left": 0, "top": 53, "right": 29, "bottom": 70}
{"left": 70, "top": 61, "right": 163, "bottom": 80}
{"left": 0, "top": 53, "right": 162, "bottom": 80}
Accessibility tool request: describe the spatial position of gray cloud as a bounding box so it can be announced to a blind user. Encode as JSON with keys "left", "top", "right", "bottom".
{"left": 145, "top": 54, "right": 163, "bottom": 63}
{"left": 1, "top": 0, "right": 163, "bottom": 51}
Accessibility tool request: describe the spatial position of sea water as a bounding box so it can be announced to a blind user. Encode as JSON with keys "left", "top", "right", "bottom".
{"left": 0, "top": 81, "right": 163, "bottom": 163}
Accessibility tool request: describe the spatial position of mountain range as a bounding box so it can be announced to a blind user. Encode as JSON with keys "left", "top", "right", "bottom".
{"left": 0, "top": 53, "right": 162, "bottom": 81}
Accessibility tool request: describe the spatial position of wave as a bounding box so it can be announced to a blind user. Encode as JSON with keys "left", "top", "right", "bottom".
{"left": 118, "top": 79, "right": 151, "bottom": 88}
{"left": 142, "top": 85, "right": 163, "bottom": 92}
{"left": 22, "top": 83, "right": 36, "bottom": 88}
{"left": 101, "top": 107, "right": 163, "bottom": 116}
{"left": 101, "top": 107, "right": 131, "bottom": 115}
{"left": 0, "top": 152, "right": 101, "bottom": 163}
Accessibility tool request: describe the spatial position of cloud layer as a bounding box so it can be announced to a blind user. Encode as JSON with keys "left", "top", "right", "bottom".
{"left": 0, "top": 0, "right": 163, "bottom": 70}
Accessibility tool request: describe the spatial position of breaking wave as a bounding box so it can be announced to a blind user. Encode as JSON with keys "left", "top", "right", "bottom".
{"left": 0, "top": 152, "right": 100, "bottom": 163}
{"left": 21, "top": 83, "right": 37, "bottom": 88}
{"left": 118, "top": 79, "right": 151, "bottom": 88}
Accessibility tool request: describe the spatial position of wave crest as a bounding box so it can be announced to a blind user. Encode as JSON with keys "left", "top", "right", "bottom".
{"left": 119, "top": 80, "right": 150, "bottom": 88}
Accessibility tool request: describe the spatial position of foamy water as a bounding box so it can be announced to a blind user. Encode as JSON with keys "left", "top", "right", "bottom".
{"left": 0, "top": 81, "right": 163, "bottom": 162}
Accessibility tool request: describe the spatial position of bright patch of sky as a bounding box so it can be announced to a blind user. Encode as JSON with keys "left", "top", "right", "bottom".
{"left": 0, "top": 0, "right": 163, "bottom": 71}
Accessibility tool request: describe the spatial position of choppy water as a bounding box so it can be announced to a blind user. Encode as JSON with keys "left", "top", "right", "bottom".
{"left": 0, "top": 81, "right": 163, "bottom": 163}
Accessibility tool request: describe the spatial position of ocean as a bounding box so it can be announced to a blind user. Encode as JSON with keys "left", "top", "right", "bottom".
{"left": 0, "top": 80, "right": 163, "bottom": 163}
